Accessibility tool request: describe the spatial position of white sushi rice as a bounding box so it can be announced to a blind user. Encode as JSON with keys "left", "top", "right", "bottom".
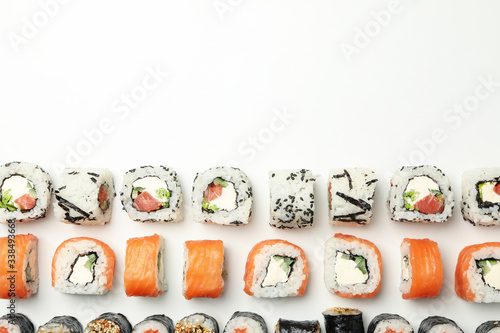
{"left": 224, "top": 316, "right": 264, "bottom": 333}
{"left": 324, "top": 235, "right": 381, "bottom": 297}
{"left": 459, "top": 245, "right": 500, "bottom": 303}
{"left": 461, "top": 168, "right": 500, "bottom": 226}
{"left": 387, "top": 166, "right": 454, "bottom": 223}
{"left": 53, "top": 168, "right": 115, "bottom": 225}
{"left": 121, "top": 165, "right": 183, "bottom": 223}
{"left": 399, "top": 242, "right": 412, "bottom": 295}
{"left": 52, "top": 239, "right": 113, "bottom": 295}
{"left": 192, "top": 167, "right": 252, "bottom": 226}
{"left": 0, "top": 162, "right": 52, "bottom": 223}
{"left": 249, "top": 243, "right": 307, "bottom": 298}
{"left": 328, "top": 168, "right": 377, "bottom": 226}
{"left": 371, "top": 319, "right": 413, "bottom": 333}
{"left": 37, "top": 323, "right": 72, "bottom": 333}
{"left": 133, "top": 321, "right": 169, "bottom": 333}
{"left": 425, "top": 324, "right": 463, "bottom": 333}
{"left": 23, "top": 237, "right": 39, "bottom": 296}
{"left": 0, "top": 321, "right": 22, "bottom": 333}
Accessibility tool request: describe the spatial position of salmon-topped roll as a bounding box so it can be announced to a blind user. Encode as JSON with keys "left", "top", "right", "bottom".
{"left": 124, "top": 234, "right": 166, "bottom": 297}
{"left": 324, "top": 233, "right": 382, "bottom": 299}
{"left": 0, "top": 234, "right": 38, "bottom": 299}
{"left": 400, "top": 238, "right": 443, "bottom": 299}
{"left": 244, "top": 239, "right": 309, "bottom": 298}
{"left": 183, "top": 240, "right": 225, "bottom": 299}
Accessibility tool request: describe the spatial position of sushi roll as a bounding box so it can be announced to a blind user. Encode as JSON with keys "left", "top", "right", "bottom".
{"left": 269, "top": 169, "right": 315, "bottom": 229}
{"left": 53, "top": 168, "right": 115, "bottom": 225}
{"left": 243, "top": 239, "right": 309, "bottom": 298}
{"left": 120, "top": 165, "right": 183, "bottom": 223}
{"left": 367, "top": 314, "right": 413, "bottom": 333}
{"left": 417, "top": 316, "right": 463, "bottom": 333}
{"left": 274, "top": 320, "right": 320, "bottom": 333}
{"left": 0, "top": 234, "right": 38, "bottom": 299}
{"left": 476, "top": 321, "right": 500, "bottom": 333}
{"left": 133, "top": 315, "right": 174, "bottom": 333}
{"left": 0, "top": 313, "right": 35, "bottom": 333}
{"left": 455, "top": 241, "right": 500, "bottom": 302}
{"left": 124, "top": 234, "right": 166, "bottom": 297}
{"left": 387, "top": 165, "right": 454, "bottom": 223}
{"left": 175, "top": 314, "right": 219, "bottom": 333}
{"left": 223, "top": 312, "right": 267, "bottom": 333}
{"left": 183, "top": 240, "right": 224, "bottom": 299}
{"left": 52, "top": 237, "right": 115, "bottom": 295}
{"left": 37, "top": 316, "right": 83, "bottom": 333}
{"left": 328, "top": 168, "right": 377, "bottom": 226}
{"left": 461, "top": 168, "right": 500, "bottom": 226}
{"left": 323, "top": 308, "right": 364, "bottom": 333}
{"left": 0, "top": 161, "right": 52, "bottom": 223}
{"left": 192, "top": 167, "right": 252, "bottom": 226}
{"left": 400, "top": 238, "right": 443, "bottom": 299}
{"left": 324, "top": 233, "right": 382, "bottom": 298}
{"left": 85, "top": 313, "right": 132, "bottom": 333}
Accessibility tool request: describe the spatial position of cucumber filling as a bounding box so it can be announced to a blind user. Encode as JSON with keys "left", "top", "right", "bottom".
{"left": 335, "top": 251, "right": 368, "bottom": 285}
{"left": 68, "top": 252, "right": 98, "bottom": 285}
{"left": 202, "top": 178, "right": 237, "bottom": 213}
{"left": 477, "top": 258, "right": 500, "bottom": 290}
{"left": 0, "top": 175, "right": 37, "bottom": 212}
{"left": 261, "top": 255, "right": 296, "bottom": 287}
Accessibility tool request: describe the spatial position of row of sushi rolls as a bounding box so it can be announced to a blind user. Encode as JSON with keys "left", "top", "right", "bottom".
{"left": 2, "top": 162, "right": 500, "bottom": 332}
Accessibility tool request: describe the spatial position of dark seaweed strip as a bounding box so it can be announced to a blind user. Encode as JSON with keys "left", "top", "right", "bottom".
{"left": 276, "top": 319, "right": 320, "bottom": 333}
{"left": 91, "top": 313, "right": 132, "bottom": 333}
{"left": 90, "top": 177, "right": 97, "bottom": 183}
{"left": 137, "top": 315, "right": 174, "bottom": 333}
{"left": 367, "top": 314, "right": 412, "bottom": 333}
{"left": 365, "top": 179, "right": 378, "bottom": 186}
{"left": 335, "top": 192, "right": 371, "bottom": 210}
{"left": 87, "top": 172, "right": 100, "bottom": 177}
{"left": 56, "top": 195, "right": 90, "bottom": 218}
{"left": 0, "top": 313, "right": 35, "bottom": 333}
{"left": 223, "top": 312, "right": 266, "bottom": 333}
{"left": 476, "top": 320, "right": 500, "bottom": 333}
{"left": 323, "top": 311, "right": 363, "bottom": 333}
{"left": 418, "top": 316, "right": 463, "bottom": 333}
{"left": 42, "top": 316, "right": 83, "bottom": 333}
{"left": 344, "top": 169, "right": 353, "bottom": 190}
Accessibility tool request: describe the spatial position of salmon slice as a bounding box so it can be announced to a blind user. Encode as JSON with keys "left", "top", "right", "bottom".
{"left": 455, "top": 242, "right": 500, "bottom": 302}
{"left": 0, "top": 234, "right": 38, "bottom": 299}
{"left": 51, "top": 237, "right": 115, "bottom": 291}
{"left": 183, "top": 240, "right": 224, "bottom": 300}
{"left": 14, "top": 194, "right": 37, "bottom": 211}
{"left": 401, "top": 238, "right": 443, "bottom": 299}
{"left": 133, "top": 191, "right": 162, "bottom": 212}
{"left": 204, "top": 183, "right": 223, "bottom": 202}
{"left": 98, "top": 184, "right": 109, "bottom": 210}
{"left": 494, "top": 183, "right": 500, "bottom": 196}
{"left": 414, "top": 194, "right": 444, "bottom": 214}
{"left": 124, "top": 234, "right": 164, "bottom": 297}
{"left": 243, "top": 239, "right": 309, "bottom": 297}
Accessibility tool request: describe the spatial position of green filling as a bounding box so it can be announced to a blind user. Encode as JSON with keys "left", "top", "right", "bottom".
{"left": 27, "top": 181, "right": 37, "bottom": 199}
{"left": 156, "top": 188, "right": 171, "bottom": 208}
{"left": 132, "top": 186, "right": 146, "bottom": 197}
{"left": 213, "top": 177, "right": 228, "bottom": 188}
{"left": 0, "top": 189, "right": 17, "bottom": 211}
{"left": 202, "top": 197, "right": 219, "bottom": 211}
{"left": 341, "top": 253, "right": 368, "bottom": 275}
{"left": 404, "top": 257, "right": 409, "bottom": 268}
{"left": 477, "top": 259, "right": 499, "bottom": 275}
{"left": 273, "top": 255, "right": 296, "bottom": 274}
{"left": 403, "top": 189, "right": 419, "bottom": 210}
{"left": 26, "top": 263, "right": 33, "bottom": 283}
{"left": 84, "top": 253, "right": 97, "bottom": 271}
{"left": 478, "top": 182, "right": 487, "bottom": 200}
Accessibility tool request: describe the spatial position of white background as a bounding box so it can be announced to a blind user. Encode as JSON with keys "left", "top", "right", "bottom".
{"left": 1, "top": 0, "right": 500, "bottom": 332}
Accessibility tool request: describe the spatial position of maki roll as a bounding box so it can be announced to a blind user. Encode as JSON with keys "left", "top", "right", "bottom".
{"left": 53, "top": 168, "right": 115, "bottom": 225}
{"left": 462, "top": 168, "right": 500, "bottom": 226}
{"left": 274, "top": 320, "right": 319, "bottom": 333}
{"left": 418, "top": 316, "right": 463, "bottom": 333}
{"left": 244, "top": 239, "right": 309, "bottom": 298}
{"left": 323, "top": 308, "right": 364, "bottom": 333}
{"left": 387, "top": 166, "right": 453, "bottom": 223}
{"left": 400, "top": 238, "right": 443, "bottom": 300}
{"left": 367, "top": 314, "right": 413, "bottom": 333}
{"left": 121, "top": 165, "right": 183, "bottom": 223}
{"left": 455, "top": 241, "right": 500, "bottom": 302}
{"left": 183, "top": 240, "right": 225, "bottom": 299}
{"left": 37, "top": 316, "right": 83, "bottom": 333}
{"left": 0, "top": 161, "right": 52, "bottom": 223}
{"left": 133, "top": 315, "right": 174, "bottom": 333}
{"left": 223, "top": 312, "right": 267, "bottom": 333}
{"left": 324, "top": 233, "right": 382, "bottom": 298}
{"left": 476, "top": 321, "right": 500, "bottom": 333}
{"left": 52, "top": 237, "right": 115, "bottom": 295}
{"left": 328, "top": 168, "right": 377, "bottom": 226}
{"left": 85, "top": 313, "right": 132, "bottom": 333}
{"left": 192, "top": 167, "right": 252, "bottom": 226}
{"left": 175, "top": 314, "right": 219, "bottom": 333}
{"left": 0, "top": 234, "right": 38, "bottom": 299}
{"left": 0, "top": 313, "right": 34, "bottom": 333}
{"left": 269, "top": 169, "right": 315, "bottom": 229}
{"left": 124, "top": 234, "right": 166, "bottom": 297}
